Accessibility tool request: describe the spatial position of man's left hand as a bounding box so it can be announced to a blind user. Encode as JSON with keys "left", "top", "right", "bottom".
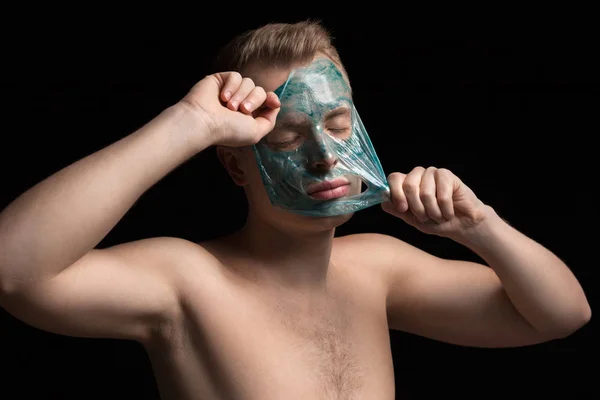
{"left": 381, "top": 166, "right": 491, "bottom": 239}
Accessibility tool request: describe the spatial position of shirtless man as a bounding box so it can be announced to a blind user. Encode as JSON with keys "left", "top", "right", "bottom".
{"left": 0, "top": 21, "right": 590, "bottom": 399}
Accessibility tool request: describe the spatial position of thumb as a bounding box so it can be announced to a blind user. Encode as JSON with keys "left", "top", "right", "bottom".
{"left": 254, "top": 107, "right": 280, "bottom": 138}
{"left": 253, "top": 92, "right": 281, "bottom": 138}
{"left": 381, "top": 201, "right": 419, "bottom": 226}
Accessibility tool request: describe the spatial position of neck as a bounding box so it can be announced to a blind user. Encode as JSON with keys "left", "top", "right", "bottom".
{"left": 232, "top": 210, "right": 336, "bottom": 290}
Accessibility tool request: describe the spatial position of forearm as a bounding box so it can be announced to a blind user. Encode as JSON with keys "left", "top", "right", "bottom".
{"left": 0, "top": 102, "right": 208, "bottom": 288}
{"left": 457, "top": 206, "right": 591, "bottom": 336}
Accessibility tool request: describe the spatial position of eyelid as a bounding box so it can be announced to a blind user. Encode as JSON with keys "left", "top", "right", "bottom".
{"left": 325, "top": 106, "right": 352, "bottom": 120}
{"left": 268, "top": 136, "right": 303, "bottom": 150}
{"left": 326, "top": 114, "right": 351, "bottom": 127}
{"left": 267, "top": 129, "right": 301, "bottom": 145}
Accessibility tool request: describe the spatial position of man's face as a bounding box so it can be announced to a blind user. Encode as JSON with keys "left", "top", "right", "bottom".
{"left": 250, "top": 57, "right": 389, "bottom": 217}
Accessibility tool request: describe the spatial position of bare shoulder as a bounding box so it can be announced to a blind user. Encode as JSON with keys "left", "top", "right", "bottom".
{"left": 333, "top": 232, "right": 446, "bottom": 286}
{"left": 333, "top": 232, "right": 431, "bottom": 267}
{"left": 334, "top": 232, "right": 408, "bottom": 251}
{"left": 333, "top": 233, "right": 414, "bottom": 290}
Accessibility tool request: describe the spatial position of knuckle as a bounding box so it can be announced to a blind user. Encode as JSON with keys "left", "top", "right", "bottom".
{"left": 436, "top": 168, "right": 451, "bottom": 178}
{"left": 388, "top": 172, "right": 404, "bottom": 182}
{"left": 252, "top": 85, "right": 266, "bottom": 98}
{"left": 438, "top": 195, "right": 452, "bottom": 204}
{"left": 228, "top": 71, "right": 242, "bottom": 83}
{"left": 391, "top": 190, "right": 405, "bottom": 202}
{"left": 403, "top": 180, "right": 418, "bottom": 193}
{"left": 241, "top": 77, "right": 255, "bottom": 87}
{"left": 419, "top": 190, "right": 434, "bottom": 201}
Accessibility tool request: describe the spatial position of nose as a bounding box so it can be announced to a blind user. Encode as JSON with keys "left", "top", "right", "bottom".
{"left": 311, "top": 153, "right": 337, "bottom": 171}
{"left": 308, "top": 139, "right": 338, "bottom": 172}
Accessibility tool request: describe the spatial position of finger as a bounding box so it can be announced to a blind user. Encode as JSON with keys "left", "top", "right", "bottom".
{"left": 420, "top": 167, "right": 444, "bottom": 223}
{"left": 239, "top": 86, "right": 266, "bottom": 115}
{"left": 252, "top": 92, "right": 282, "bottom": 136}
{"left": 253, "top": 107, "right": 281, "bottom": 139}
{"left": 387, "top": 172, "right": 408, "bottom": 212}
{"left": 435, "top": 168, "right": 456, "bottom": 220}
{"left": 381, "top": 201, "right": 420, "bottom": 226}
{"left": 263, "top": 91, "right": 281, "bottom": 110}
{"left": 252, "top": 92, "right": 282, "bottom": 118}
{"left": 220, "top": 72, "right": 243, "bottom": 103}
{"left": 403, "top": 167, "right": 428, "bottom": 222}
{"left": 227, "top": 77, "right": 256, "bottom": 111}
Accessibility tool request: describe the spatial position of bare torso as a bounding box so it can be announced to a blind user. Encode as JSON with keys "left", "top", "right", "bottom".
{"left": 143, "top": 237, "right": 396, "bottom": 400}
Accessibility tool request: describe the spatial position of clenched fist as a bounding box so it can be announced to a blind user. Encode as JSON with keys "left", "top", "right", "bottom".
{"left": 181, "top": 72, "right": 281, "bottom": 148}
{"left": 382, "top": 166, "right": 491, "bottom": 240}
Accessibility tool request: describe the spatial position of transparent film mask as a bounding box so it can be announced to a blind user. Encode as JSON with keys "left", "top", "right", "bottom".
{"left": 252, "top": 58, "right": 390, "bottom": 217}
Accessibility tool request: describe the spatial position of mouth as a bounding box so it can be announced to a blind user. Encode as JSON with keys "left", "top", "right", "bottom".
{"left": 305, "top": 177, "right": 352, "bottom": 200}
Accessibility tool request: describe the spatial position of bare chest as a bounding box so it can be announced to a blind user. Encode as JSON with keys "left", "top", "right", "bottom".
{"left": 148, "top": 271, "right": 395, "bottom": 399}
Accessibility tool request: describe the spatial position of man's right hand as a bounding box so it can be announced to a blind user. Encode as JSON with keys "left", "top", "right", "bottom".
{"left": 181, "top": 72, "right": 281, "bottom": 148}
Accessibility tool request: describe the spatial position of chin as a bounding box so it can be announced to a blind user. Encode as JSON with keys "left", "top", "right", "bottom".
{"left": 245, "top": 180, "right": 360, "bottom": 234}
{"left": 252, "top": 201, "right": 353, "bottom": 234}
{"left": 296, "top": 210, "right": 354, "bottom": 230}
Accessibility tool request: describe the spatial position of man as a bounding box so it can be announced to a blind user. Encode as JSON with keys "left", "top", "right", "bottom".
{"left": 0, "top": 20, "right": 590, "bottom": 400}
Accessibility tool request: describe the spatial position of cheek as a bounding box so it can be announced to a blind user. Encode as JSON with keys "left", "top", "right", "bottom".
{"left": 331, "top": 135, "right": 364, "bottom": 160}
{"left": 244, "top": 161, "right": 271, "bottom": 204}
{"left": 245, "top": 156, "right": 266, "bottom": 185}
{"left": 261, "top": 151, "right": 306, "bottom": 180}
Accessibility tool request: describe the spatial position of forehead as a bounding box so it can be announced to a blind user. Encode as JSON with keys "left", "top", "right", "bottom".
{"left": 270, "top": 58, "right": 353, "bottom": 125}
{"left": 249, "top": 56, "right": 351, "bottom": 98}
{"left": 276, "top": 58, "right": 351, "bottom": 107}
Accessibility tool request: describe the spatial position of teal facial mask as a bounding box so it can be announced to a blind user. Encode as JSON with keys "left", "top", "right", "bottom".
{"left": 252, "top": 57, "right": 389, "bottom": 217}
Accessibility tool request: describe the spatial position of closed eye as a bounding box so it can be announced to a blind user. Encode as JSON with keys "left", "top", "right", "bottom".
{"left": 268, "top": 136, "right": 303, "bottom": 151}
{"left": 327, "top": 127, "right": 351, "bottom": 139}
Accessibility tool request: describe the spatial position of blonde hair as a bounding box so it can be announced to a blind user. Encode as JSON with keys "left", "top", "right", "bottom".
{"left": 212, "top": 20, "right": 348, "bottom": 80}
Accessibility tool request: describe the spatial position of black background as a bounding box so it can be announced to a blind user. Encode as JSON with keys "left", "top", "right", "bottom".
{"left": 0, "top": 12, "right": 595, "bottom": 399}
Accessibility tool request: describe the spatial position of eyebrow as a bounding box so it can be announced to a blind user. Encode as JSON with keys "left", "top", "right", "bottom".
{"left": 273, "top": 119, "right": 305, "bottom": 131}
{"left": 324, "top": 106, "right": 351, "bottom": 120}
{"left": 274, "top": 106, "right": 352, "bottom": 130}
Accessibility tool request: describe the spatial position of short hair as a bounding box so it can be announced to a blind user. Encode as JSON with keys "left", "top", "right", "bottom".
{"left": 212, "top": 20, "right": 349, "bottom": 81}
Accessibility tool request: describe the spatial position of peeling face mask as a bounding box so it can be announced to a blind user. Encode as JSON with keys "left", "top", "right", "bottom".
{"left": 252, "top": 57, "right": 390, "bottom": 217}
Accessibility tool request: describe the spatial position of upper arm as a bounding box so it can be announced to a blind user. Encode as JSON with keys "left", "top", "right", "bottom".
{"left": 350, "top": 233, "right": 551, "bottom": 348}
{"left": 0, "top": 237, "right": 200, "bottom": 343}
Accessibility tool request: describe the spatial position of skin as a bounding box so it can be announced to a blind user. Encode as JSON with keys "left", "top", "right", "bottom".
{"left": 0, "top": 53, "right": 591, "bottom": 400}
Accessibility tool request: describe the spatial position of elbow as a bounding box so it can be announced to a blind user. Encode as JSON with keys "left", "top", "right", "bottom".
{"left": 0, "top": 279, "right": 12, "bottom": 306}
{"left": 568, "top": 300, "right": 592, "bottom": 335}
{"left": 0, "top": 266, "right": 10, "bottom": 298}
{"left": 551, "top": 300, "right": 592, "bottom": 340}
{"left": 0, "top": 273, "right": 18, "bottom": 300}
{"left": 0, "top": 262, "right": 27, "bottom": 299}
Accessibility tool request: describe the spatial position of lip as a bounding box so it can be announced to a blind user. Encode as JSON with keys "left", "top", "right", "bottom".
{"left": 306, "top": 177, "right": 351, "bottom": 200}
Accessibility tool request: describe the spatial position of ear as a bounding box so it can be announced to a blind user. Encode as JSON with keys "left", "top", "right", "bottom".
{"left": 216, "top": 145, "right": 249, "bottom": 186}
